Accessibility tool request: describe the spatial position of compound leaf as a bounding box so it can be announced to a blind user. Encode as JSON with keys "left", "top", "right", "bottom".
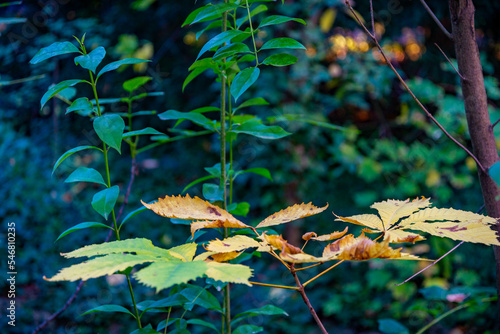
{"left": 257, "top": 202, "right": 328, "bottom": 228}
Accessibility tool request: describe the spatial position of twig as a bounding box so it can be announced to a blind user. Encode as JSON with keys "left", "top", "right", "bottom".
{"left": 248, "top": 281, "right": 299, "bottom": 290}
{"left": 493, "top": 118, "right": 500, "bottom": 129}
{"left": 32, "top": 159, "right": 139, "bottom": 334}
{"left": 369, "top": 0, "right": 375, "bottom": 37}
{"left": 434, "top": 43, "right": 465, "bottom": 80}
{"left": 418, "top": 0, "right": 453, "bottom": 40}
{"left": 345, "top": 0, "right": 485, "bottom": 173}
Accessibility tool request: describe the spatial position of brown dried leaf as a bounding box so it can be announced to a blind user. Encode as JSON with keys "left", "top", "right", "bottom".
{"left": 311, "top": 227, "right": 349, "bottom": 241}
{"left": 384, "top": 230, "right": 426, "bottom": 243}
{"left": 302, "top": 232, "right": 317, "bottom": 241}
{"left": 262, "top": 234, "right": 302, "bottom": 254}
{"left": 256, "top": 202, "right": 328, "bottom": 228}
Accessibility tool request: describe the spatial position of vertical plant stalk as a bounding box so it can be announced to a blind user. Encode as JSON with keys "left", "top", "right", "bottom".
{"left": 245, "top": 0, "right": 259, "bottom": 66}
{"left": 290, "top": 265, "right": 329, "bottom": 334}
{"left": 447, "top": 0, "right": 500, "bottom": 323}
{"left": 89, "top": 70, "right": 143, "bottom": 329}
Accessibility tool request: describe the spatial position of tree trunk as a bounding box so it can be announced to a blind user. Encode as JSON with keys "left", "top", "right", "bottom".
{"left": 448, "top": 0, "right": 500, "bottom": 324}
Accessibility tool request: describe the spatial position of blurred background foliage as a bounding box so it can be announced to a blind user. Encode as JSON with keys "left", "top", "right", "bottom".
{"left": 1, "top": 0, "right": 500, "bottom": 333}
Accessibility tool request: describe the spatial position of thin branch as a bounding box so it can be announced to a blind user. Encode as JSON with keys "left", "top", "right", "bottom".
{"left": 493, "top": 118, "right": 500, "bottom": 129}
{"left": 369, "top": 0, "right": 375, "bottom": 37}
{"left": 418, "top": 0, "right": 453, "bottom": 40}
{"left": 345, "top": 0, "right": 485, "bottom": 173}
{"left": 248, "top": 281, "right": 299, "bottom": 290}
{"left": 294, "top": 262, "right": 323, "bottom": 272}
{"left": 434, "top": 43, "right": 465, "bottom": 80}
{"left": 303, "top": 260, "right": 345, "bottom": 287}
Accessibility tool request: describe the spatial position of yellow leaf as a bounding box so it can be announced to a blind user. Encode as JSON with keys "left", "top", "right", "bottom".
{"left": 206, "top": 235, "right": 261, "bottom": 253}
{"left": 384, "top": 229, "right": 426, "bottom": 243}
{"left": 256, "top": 202, "right": 328, "bottom": 228}
{"left": 205, "top": 262, "right": 252, "bottom": 286}
{"left": 190, "top": 220, "right": 249, "bottom": 236}
{"left": 261, "top": 234, "right": 302, "bottom": 254}
{"left": 280, "top": 252, "right": 331, "bottom": 264}
{"left": 168, "top": 243, "right": 198, "bottom": 262}
{"left": 311, "top": 226, "right": 349, "bottom": 241}
{"left": 335, "top": 213, "right": 384, "bottom": 231}
{"left": 211, "top": 251, "right": 242, "bottom": 262}
{"left": 320, "top": 8, "right": 336, "bottom": 33}
{"left": 370, "top": 197, "right": 431, "bottom": 229}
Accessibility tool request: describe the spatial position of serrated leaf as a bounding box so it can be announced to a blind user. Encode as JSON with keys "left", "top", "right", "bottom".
{"left": 212, "top": 43, "right": 251, "bottom": 61}
{"left": 197, "top": 30, "right": 248, "bottom": 60}
{"left": 81, "top": 304, "right": 135, "bottom": 318}
{"left": 261, "top": 234, "right": 302, "bottom": 254}
{"left": 134, "top": 261, "right": 208, "bottom": 293}
{"left": 256, "top": 202, "right": 328, "bottom": 228}
{"left": 168, "top": 243, "right": 198, "bottom": 262}
{"left": 122, "top": 127, "right": 165, "bottom": 138}
{"left": 231, "top": 67, "right": 260, "bottom": 101}
{"left": 66, "top": 97, "right": 94, "bottom": 116}
{"left": 30, "top": 41, "right": 80, "bottom": 64}
{"left": 258, "top": 15, "right": 306, "bottom": 29}
{"left": 74, "top": 46, "right": 106, "bottom": 73}
{"left": 41, "top": 79, "right": 86, "bottom": 109}
{"left": 64, "top": 167, "right": 107, "bottom": 186}
{"left": 207, "top": 235, "right": 261, "bottom": 253}
{"left": 91, "top": 185, "right": 120, "bottom": 220}
{"left": 262, "top": 53, "right": 298, "bottom": 67}
{"left": 231, "top": 121, "right": 290, "bottom": 140}
{"left": 44, "top": 254, "right": 157, "bottom": 282}
{"left": 205, "top": 262, "right": 252, "bottom": 286}
{"left": 259, "top": 37, "right": 306, "bottom": 51}
{"left": 123, "top": 76, "right": 151, "bottom": 93}
{"left": 371, "top": 197, "right": 431, "bottom": 228}
{"left": 97, "top": 58, "right": 150, "bottom": 79}
{"left": 55, "top": 222, "right": 112, "bottom": 242}
{"left": 93, "top": 114, "right": 125, "bottom": 153}
{"left": 52, "top": 145, "right": 101, "bottom": 174}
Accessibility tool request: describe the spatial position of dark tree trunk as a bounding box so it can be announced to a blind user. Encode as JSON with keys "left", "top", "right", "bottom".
{"left": 448, "top": 0, "right": 500, "bottom": 324}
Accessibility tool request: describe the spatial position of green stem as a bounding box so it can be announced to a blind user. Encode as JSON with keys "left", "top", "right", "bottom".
{"left": 228, "top": 84, "right": 233, "bottom": 205}
{"left": 245, "top": 0, "right": 259, "bottom": 66}
{"left": 88, "top": 70, "right": 142, "bottom": 329}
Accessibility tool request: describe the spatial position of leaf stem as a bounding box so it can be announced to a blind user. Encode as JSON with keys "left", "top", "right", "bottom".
{"left": 245, "top": 0, "right": 259, "bottom": 66}
{"left": 248, "top": 281, "right": 299, "bottom": 290}
{"left": 302, "top": 260, "right": 344, "bottom": 287}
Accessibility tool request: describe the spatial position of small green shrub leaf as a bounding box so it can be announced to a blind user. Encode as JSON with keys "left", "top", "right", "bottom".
{"left": 378, "top": 319, "right": 409, "bottom": 334}
{"left": 123, "top": 76, "right": 152, "bottom": 93}
{"left": 55, "top": 222, "right": 112, "bottom": 242}
{"left": 64, "top": 167, "right": 107, "bottom": 186}
{"left": 119, "top": 206, "right": 149, "bottom": 232}
{"left": 66, "top": 97, "right": 94, "bottom": 115}
{"left": 229, "top": 202, "right": 250, "bottom": 217}
{"left": 122, "top": 127, "right": 164, "bottom": 138}
{"left": 231, "top": 121, "right": 291, "bottom": 139}
{"left": 93, "top": 114, "right": 125, "bottom": 153}
{"left": 183, "top": 66, "right": 211, "bottom": 91}
{"left": 231, "top": 67, "right": 260, "bottom": 101}
{"left": 143, "top": 294, "right": 188, "bottom": 311}
{"left": 97, "top": 58, "right": 150, "bottom": 79}
{"left": 489, "top": 161, "right": 500, "bottom": 187}
{"left": 158, "top": 110, "right": 215, "bottom": 130}
{"left": 235, "top": 167, "right": 273, "bottom": 181}
{"left": 41, "top": 79, "right": 86, "bottom": 109}
{"left": 233, "top": 325, "right": 264, "bottom": 334}
{"left": 258, "top": 15, "right": 306, "bottom": 29}
{"left": 186, "top": 319, "right": 219, "bottom": 333}
{"left": 260, "top": 37, "right": 306, "bottom": 51}
{"left": 202, "top": 183, "right": 223, "bottom": 201}
{"left": 81, "top": 304, "right": 135, "bottom": 317}
{"left": 30, "top": 41, "right": 80, "bottom": 64}
{"left": 53, "top": 146, "right": 102, "bottom": 174}
{"left": 188, "top": 3, "right": 240, "bottom": 26}
{"left": 91, "top": 185, "right": 120, "bottom": 220}
{"left": 262, "top": 53, "right": 298, "bottom": 67}
{"left": 212, "top": 43, "right": 251, "bottom": 61}
{"left": 130, "top": 329, "right": 161, "bottom": 334}
{"left": 232, "top": 305, "right": 288, "bottom": 325}
{"left": 74, "top": 46, "right": 106, "bottom": 73}
{"left": 182, "top": 175, "right": 218, "bottom": 193}
{"left": 235, "top": 97, "right": 269, "bottom": 111}
{"left": 197, "top": 30, "right": 248, "bottom": 60}
{"left": 180, "top": 285, "right": 222, "bottom": 312}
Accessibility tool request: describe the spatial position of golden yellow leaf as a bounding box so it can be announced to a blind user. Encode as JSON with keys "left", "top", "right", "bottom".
{"left": 206, "top": 235, "right": 261, "bottom": 253}
{"left": 256, "top": 202, "right": 328, "bottom": 228}
{"left": 190, "top": 220, "right": 250, "bottom": 236}
{"left": 261, "top": 234, "right": 302, "bottom": 254}
{"left": 280, "top": 252, "right": 331, "bottom": 264}
{"left": 302, "top": 232, "right": 317, "bottom": 240}
{"left": 384, "top": 229, "right": 426, "bottom": 243}
{"left": 142, "top": 194, "right": 246, "bottom": 226}
{"left": 370, "top": 197, "right": 431, "bottom": 229}
{"left": 311, "top": 227, "right": 349, "bottom": 241}
{"left": 211, "top": 251, "right": 242, "bottom": 262}
{"left": 335, "top": 213, "right": 384, "bottom": 231}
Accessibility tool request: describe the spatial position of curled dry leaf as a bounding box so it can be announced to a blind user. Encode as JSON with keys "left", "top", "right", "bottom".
{"left": 261, "top": 234, "right": 302, "bottom": 254}
{"left": 302, "top": 232, "right": 317, "bottom": 241}
{"left": 256, "top": 202, "right": 328, "bottom": 228}
{"left": 311, "top": 226, "right": 349, "bottom": 241}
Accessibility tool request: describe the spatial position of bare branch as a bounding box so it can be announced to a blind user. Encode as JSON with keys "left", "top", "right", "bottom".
{"left": 434, "top": 43, "right": 465, "bottom": 80}
{"left": 369, "top": 0, "right": 375, "bottom": 37}
{"left": 418, "top": 0, "right": 453, "bottom": 40}
{"left": 344, "top": 0, "right": 485, "bottom": 173}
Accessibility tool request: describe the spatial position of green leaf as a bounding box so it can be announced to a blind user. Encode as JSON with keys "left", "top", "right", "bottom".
{"left": 233, "top": 325, "right": 263, "bottom": 334}
{"left": 52, "top": 146, "right": 102, "bottom": 174}
{"left": 188, "top": 3, "right": 240, "bottom": 26}
{"left": 123, "top": 76, "right": 152, "bottom": 93}
{"left": 41, "top": 79, "right": 86, "bottom": 109}
{"left": 74, "top": 46, "right": 106, "bottom": 73}
{"left": 81, "top": 304, "right": 135, "bottom": 318}
{"left": 257, "top": 15, "right": 306, "bottom": 29}
{"left": 186, "top": 319, "right": 219, "bottom": 333}
{"left": 235, "top": 97, "right": 269, "bottom": 111}
{"left": 93, "top": 114, "right": 125, "bottom": 153}
{"left": 489, "top": 161, "right": 500, "bottom": 187}
{"left": 91, "top": 185, "right": 120, "bottom": 220}
{"left": 182, "top": 175, "right": 218, "bottom": 194}
{"left": 168, "top": 243, "right": 198, "bottom": 262}
{"left": 203, "top": 183, "right": 223, "bottom": 201}
{"left": 183, "top": 67, "right": 211, "bottom": 92}
{"left": 205, "top": 262, "right": 253, "bottom": 286}
{"left": 378, "top": 319, "right": 409, "bottom": 334}
{"left": 119, "top": 206, "right": 148, "bottom": 232}
{"left": 30, "top": 41, "right": 80, "bottom": 64}
{"left": 97, "top": 58, "right": 150, "bottom": 79}
{"left": 122, "top": 127, "right": 164, "bottom": 138}
{"left": 180, "top": 286, "right": 222, "bottom": 312}
{"left": 231, "top": 67, "right": 260, "bottom": 101}
{"left": 134, "top": 261, "right": 208, "bottom": 293}
{"left": 143, "top": 294, "right": 188, "bottom": 311}
{"left": 66, "top": 97, "right": 94, "bottom": 116}
{"left": 55, "top": 222, "right": 113, "bottom": 242}
{"left": 64, "top": 167, "right": 107, "bottom": 186}
{"left": 229, "top": 202, "right": 250, "bottom": 217}
{"left": 260, "top": 37, "right": 306, "bottom": 51}
{"left": 197, "top": 30, "right": 248, "bottom": 60}
{"left": 196, "top": 20, "right": 223, "bottom": 40}
{"left": 232, "top": 305, "right": 288, "bottom": 325}
{"left": 262, "top": 53, "right": 298, "bottom": 67}
{"left": 235, "top": 167, "right": 272, "bottom": 181}
{"left": 213, "top": 43, "right": 251, "bottom": 61}
{"left": 231, "top": 121, "right": 291, "bottom": 139}
{"left": 130, "top": 329, "right": 161, "bottom": 334}
{"left": 158, "top": 110, "right": 215, "bottom": 130}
